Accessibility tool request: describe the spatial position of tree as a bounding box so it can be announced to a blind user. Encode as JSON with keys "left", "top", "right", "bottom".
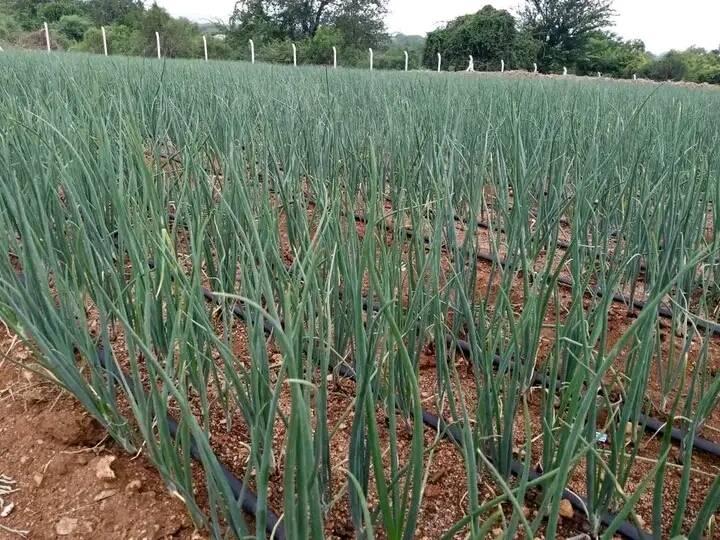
{"left": 676, "top": 47, "right": 720, "bottom": 83}
{"left": 2, "top": 0, "right": 140, "bottom": 29}
{"left": 300, "top": 25, "right": 341, "bottom": 64}
{"left": 140, "top": 3, "right": 201, "bottom": 58}
{"left": 328, "top": 0, "right": 387, "bottom": 50}
{"left": 227, "top": 0, "right": 387, "bottom": 47}
{"left": 38, "top": 0, "right": 84, "bottom": 23}
{"left": 270, "top": 0, "right": 386, "bottom": 40}
{"left": 424, "top": 5, "right": 539, "bottom": 71}
{"left": 640, "top": 51, "right": 687, "bottom": 82}
{"left": 3, "top": 0, "right": 56, "bottom": 30}
{"left": 227, "top": 0, "right": 278, "bottom": 46}
{"left": 521, "top": 0, "right": 614, "bottom": 70}
{"left": 640, "top": 48, "right": 720, "bottom": 84}
{"left": 575, "top": 32, "right": 650, "bottom": 78}
{"left": 84, "top": 0, "right": 143, "bottom": 26}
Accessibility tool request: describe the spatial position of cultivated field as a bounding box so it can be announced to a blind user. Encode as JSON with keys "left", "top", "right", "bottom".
{"left": 0, "top": 52, "right": 719, "bottom": 539}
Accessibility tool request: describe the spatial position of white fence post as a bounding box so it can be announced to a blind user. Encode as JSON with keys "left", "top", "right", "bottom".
{"left": 292, "top": 43, "right": 297, "bottom": 66}
{"left": 369, "top": 48, "right": 373, "bottom": 71}
{"left": 203, "top": 35, "right": 208, "bottom": 61}
{"left": 249, "top": 39, "right": 255, "bottom": 64}
{"left": 156, "top": 32, "right": 161, "bottom": 59}
{"left": 404, "top": 50, "right": 408, "bottom": 72}
{"left": 101, "top": 26, "right": 108, "bottom": 56}
{"left": 501, "top": 59, "right": 505, "bottom": 73}
{"left": 333, "top": 46, "right": 337, "bottom": 68}
{"left": 533, "top": 62, "right": 538, "bottom": 73}
{"left": 44, "top": 22, "right": 51, "bottom": 52}
{"left": 437, "top": 52, "right": 441, "bottom": 72}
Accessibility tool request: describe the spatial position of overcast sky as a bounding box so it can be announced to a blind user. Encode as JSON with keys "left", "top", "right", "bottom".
{"left": 152, "top": 0, "right": 720, "bottom": 54}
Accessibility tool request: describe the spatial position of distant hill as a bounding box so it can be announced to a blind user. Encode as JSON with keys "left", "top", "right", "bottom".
{"left": 198, "top": 22, "right": 223, "bottom": 35}
{"left": 391, "top": 34, "right": 426, "bottom": 49}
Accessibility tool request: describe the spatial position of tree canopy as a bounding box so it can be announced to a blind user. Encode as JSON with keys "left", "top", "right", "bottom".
{"left": 424, "top": 5, "right": 538, "bottom": 71}
{"left": 227, "top": 0, "right": 388, "bottom": 59}
{"left": 573, "top": 31, "right": 649, "bottom": 78}
{"left": 521, "top": 0, "right": 614, "bottom": 69}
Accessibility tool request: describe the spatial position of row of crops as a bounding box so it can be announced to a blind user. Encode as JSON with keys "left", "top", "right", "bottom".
{"left": 1, "top": 52, "right": 719, "bottom": 539}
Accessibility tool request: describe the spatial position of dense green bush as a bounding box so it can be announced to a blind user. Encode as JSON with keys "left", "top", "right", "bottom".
{"left": 300, "top": 27, "right": 342, "bottom": 65}
{"left": 575, "top": 32, "right": 651, "bottom": 78}
{"left": 39, "top": 0, "right": 84, "bottom": 23}
{"left": 424, "top": 6, "right": 539, "bottom": 72}
{"left": 73, "top": 24, "right": 141, "bottom": 56}
{"left": 0, "top": 12, "right": 21, "bottom": 43}
{"left": 57, "top": 14, "right": 92, "bottom": 42}
{"left": 372, "top": 46, "right": 422, "bottom": 71}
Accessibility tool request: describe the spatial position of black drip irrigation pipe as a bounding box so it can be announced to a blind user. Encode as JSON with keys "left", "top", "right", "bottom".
{"left": 356, "top": 294, "right": 716, "bottom": 537}
{"left": 11, "top": 193, "right": 707, "bottom": 538}
{"left": 199, "top": 276, "right": 651, "bottom": 540}
{"left": 447, "top": 336, "right": 720, "bottom": 458}
{"left": 418, "top": 411, "right": 651, "bottom": 540}
{"left": 16, "top": 265, "right": 653, "bottom": 539}
{"left": 181, "top": 221, "right": 720, "bottom": 531}
{"left": 93, "top": 346, "right": 286, "bottom": 540}
{"left": 479, "top": 249, "right": 719, "bottom": 337}
{"left": 13, "top": 273, "right": 286, "bottom": 540}
{"left": 170, "top": 213, "right": 710, "bottom": 535}
{"left": 591, "top": 285, "right": 720, "bottom": 337}
{"left": 369, "top": 213, "right": 720, "bottom": 338}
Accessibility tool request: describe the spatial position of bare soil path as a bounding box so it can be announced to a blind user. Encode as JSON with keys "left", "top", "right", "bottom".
{"left": 0, "top": 329, "right": 197, "bottom": 540}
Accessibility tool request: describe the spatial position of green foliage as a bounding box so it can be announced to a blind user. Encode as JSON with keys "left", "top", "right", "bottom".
{"left": 674, "top": 48, "right": 720, "bottom": 84}
{"left": 373, "top": 44, "right": 421, "bottom": 70}
{"left": 249, "top": 33, "right": 418, "bottom": 70}
{"left": 300, "top": 26, "right": 341, "bottom": 65}
{"left": 1, "top": 0, "right": 142, "bottom": 32}
{"left": 57, "top": 14, "right": 91, "bottom": 42}
{"left": 514, "top": 29, "right": 541, "bottom": 69}
{"left": 424, "top": 5, "right": 539, "bottom": 71}
{"left": 0, "top": 12, "right": 20, "bottom": 42}
{"left": 84, "top": 0, "right": 143, "bottom": 26}
{"left": 240, "top": 19, "right": 399, "bottom": 68}
{"left": 38, "top": 0, "right": 83, "bottom": 23}
{"left": 331, "top": 0, "right": 387, "bottom": 50}
{"left": 73, "top": 23, "right": 141, "bottom": 55}
{"left": 639, "top": 48, "right": 720, "bottom": 84}
{"left": 641, "top": 52, "right": 688, "bottom": 82}
{"left": 256, "top": 38, "right": 295, "bottom": 64}
{"left": 575, "top": 32, "right": 650, "bottom": 78}
{"left": 387, "top": 34, "right": 425, "bottom": 70}
{"left": 139, "top": 4, "right": 201, "bottom": 58}
{"left": 226, "top": 0, "right": 275, "bottom": 47}
{"left": 204, "top": 34, "right": 233, "bottom": 60}
{"left": 4, "top": 0, "right": 51, "bottom": 30}
{"left": 391, "top": 33, "right": 424, "bottom": 49}
{"left": 521, "top": 0, "right": 614, "bottom": 70}
{"left": 227, "top": 0, "right": 387, "bottom": 51}
{"left": 158, "top": 18, "right": 203, "bottom": 59}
